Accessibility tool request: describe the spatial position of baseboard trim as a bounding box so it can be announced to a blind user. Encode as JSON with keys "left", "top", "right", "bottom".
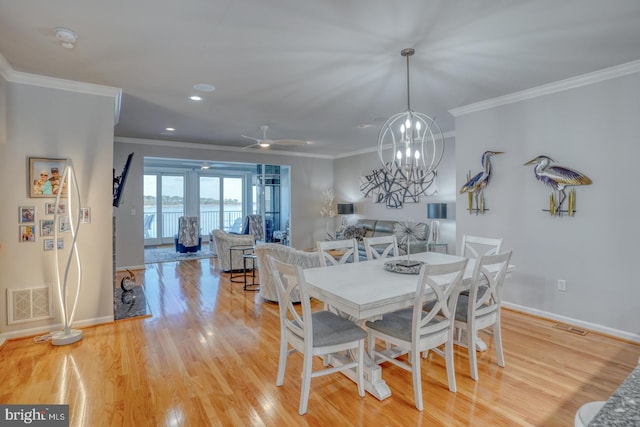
{"left": 116, "top": 264, "right": 146, "bottom": 271}
{"left": 0, "top": 315, "right": 114, "bottom": 343}
{"left": 503, "top": 302, "right": 640, "bottom": 344}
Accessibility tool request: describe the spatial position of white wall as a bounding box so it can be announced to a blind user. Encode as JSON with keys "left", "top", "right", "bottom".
{"left": 454, "top": 68, "right": 640, "bottom": 341}
{"left": 0, "top": 65, "right": 120, "bottom": 339}
{"left": 333, "top": 136, "right": 457, "bottom": 251}
{"left": 114, "top": 139, "right": 334, "bottom": 268}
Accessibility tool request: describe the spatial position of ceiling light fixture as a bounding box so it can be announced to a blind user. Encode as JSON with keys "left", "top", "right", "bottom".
{"left": 55, "top": 27, "right": 78, "bottom": 49}
{"left": 377, "top": 48, "right": 444, "bottom": 184}
{"left": 165, "top": 127, "right": 175, "bottom": 132}
{"left": 193, "top": 83, "right": 215, "bottom": 92}
{"left": 189, "top": 95, "right": 202, "bottom": 101}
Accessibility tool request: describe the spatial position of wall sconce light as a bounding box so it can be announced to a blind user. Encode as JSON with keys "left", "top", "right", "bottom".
{"left": 427, "top": 203, "right": 447, "bottom": 243}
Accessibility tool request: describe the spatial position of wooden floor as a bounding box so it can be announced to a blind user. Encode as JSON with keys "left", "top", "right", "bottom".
{"left": 1, "top": 258, "right": 638, "bottom": 426}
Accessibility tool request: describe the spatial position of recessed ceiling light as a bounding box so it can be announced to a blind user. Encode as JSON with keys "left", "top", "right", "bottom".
{"left": 165, "top": 127, "right": 175, "bottom": 132}
{"left": 193, "top": 83, "right": 215, "bottom": 92}
{"left": 189, "top": 95, "right": 203, "bottom": 101}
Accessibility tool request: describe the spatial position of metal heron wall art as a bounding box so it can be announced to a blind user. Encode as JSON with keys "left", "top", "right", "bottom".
{"left": 459, "top": 150, "right": 503, "bottom": 214}
{"left": 523, "top": 155, "right": 592, "bottom": 216}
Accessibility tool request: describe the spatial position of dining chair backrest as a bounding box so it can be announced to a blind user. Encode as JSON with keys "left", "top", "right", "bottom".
{"left": 363, "top": 235, "right": 399, "bottom": 261}
{"left": 366, "top": 257, "right": 469, "bottom": 410}
{"left": 317, "top": 239, "right": 359, "bottom": 266}
{"left": 467, "top": 250, "right": 512, "bottom": 320}
{"left": 268, "top": 256, "right": 312, "bottom": 344}
{"left": 454, "top": 250, "right": 512, "bottom": 381}
{"left": 414, "top": 259, "right": 468, "bottom": 338}
{"left": 267, "top": 255, "right": 366, "bottom": 415}
{"left": 460, "top": 235, "right": 503, "bottom": 259}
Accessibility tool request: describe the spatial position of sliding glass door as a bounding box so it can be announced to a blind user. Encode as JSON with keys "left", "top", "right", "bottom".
{"left": 199, "top": 175, "right": 245, "bottom": 234}
{"left": 144, "top": 173, "right": 185, "bottom": 245}
{"left": 143, "top": 159, "right": 290, "bottom": 247}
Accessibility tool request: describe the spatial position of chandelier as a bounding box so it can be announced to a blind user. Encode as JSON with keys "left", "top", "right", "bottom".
{"left": 377, "top": 48, "right": 444, "bottom": 184}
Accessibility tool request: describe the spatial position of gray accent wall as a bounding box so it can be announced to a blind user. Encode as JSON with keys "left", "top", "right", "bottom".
{"left": 454, "top": 71, "right": 640, "bottom": 341}
{"left": 333, "top": 136, "right": 457, "bottom": 250}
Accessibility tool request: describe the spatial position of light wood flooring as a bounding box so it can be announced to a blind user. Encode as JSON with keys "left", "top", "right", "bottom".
{"left": 1, "top": 257, "right": 638, "bottom": 426}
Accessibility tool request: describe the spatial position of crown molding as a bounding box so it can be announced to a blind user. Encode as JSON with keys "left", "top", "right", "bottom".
{"left": 0, "top": 53, "right": 121, "bottom": 124}
{"left": 450, "top": 59, "right": 640, "bottom": 117}
{"left": 0, "top": 53, "right": 13, "bottom": 80}
{"left": 115, "top": 137, "right": 335, "bottom": 160}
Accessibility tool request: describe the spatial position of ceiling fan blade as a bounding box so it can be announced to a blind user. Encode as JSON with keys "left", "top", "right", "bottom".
{"left": 242, "top": 142, "right": 260, "bottom": 150}
{"left": 241, "top": 134, "right": 261, "bottom": 143}
{"left": 272, "top": 139, "right": 310, "bottom": 146}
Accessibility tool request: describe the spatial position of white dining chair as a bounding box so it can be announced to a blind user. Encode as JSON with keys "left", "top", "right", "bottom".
{"left": 460, "top": 235, "right": 503, "bottom": 258}
{"left": 363, "top": 235, "right": 399, "bottom": 261}
{"left": 365, "top": 259, "right": 468, "bottom": 411}
{"left": 450, "top": 251, "right": 512, "bottom": 381}
{"left": 268, "top": 256, "right": 366, "bottom": 415}
{"left": 316, "top": 239, "right": 359, "bottom": 266}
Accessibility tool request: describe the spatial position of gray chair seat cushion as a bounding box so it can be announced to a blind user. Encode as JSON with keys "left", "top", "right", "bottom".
{"left": 366, "top": 308, "right": 447, "bottom": 342}
{"left": 292, "top": 311, "right": 366, "bottom": 347}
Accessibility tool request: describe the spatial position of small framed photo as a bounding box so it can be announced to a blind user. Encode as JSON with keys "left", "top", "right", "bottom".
{"left": 80, "top": 208, "right": 91, "bottom": 224}
{"left": 45, "top": 202, "right": 66, "bottom": 215}
{"left": 59, "top": 215, "right": 71, "bottom": 232}
{"left": 19, "top": 206, "right": 35, "bottom": 223}
{"left": 20, "top": 225, "right": 36, "bottom": 242}
{"left": 43, "top": 238, "right": 64, "bottom": 251}
{"left": 29, "top": 157, "right": 68, "bottom": 198}
{"left": 40, "top": 219, "right": 55, "bottom": 236}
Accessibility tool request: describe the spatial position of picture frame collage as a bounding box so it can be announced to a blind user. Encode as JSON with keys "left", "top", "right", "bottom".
{"left": 19, "top": 157, "right": 91, "bottom": 250}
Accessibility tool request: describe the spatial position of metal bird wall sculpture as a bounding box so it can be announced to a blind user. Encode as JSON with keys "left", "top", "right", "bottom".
{"left": 459, "top": 150, "right": 503, "bottom": 214}
{"left": 523, "top": 155, "right": 592, "bottom": 216}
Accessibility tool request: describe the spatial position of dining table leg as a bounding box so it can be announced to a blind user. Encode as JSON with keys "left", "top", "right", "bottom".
{"left": 327, "top": 351, "right": 392, "bottom": 400}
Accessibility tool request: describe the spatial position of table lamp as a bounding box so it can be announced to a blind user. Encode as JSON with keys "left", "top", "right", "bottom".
{"left": 427, "top": 203, "right": 447, "bottom": 243}
{"left": 337, "top": 203, "right": 354, "bottom": 234}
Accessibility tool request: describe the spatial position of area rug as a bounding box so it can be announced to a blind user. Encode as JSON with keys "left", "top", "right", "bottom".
{"left": 144, "top": 246, "right": 216, "bottom": 264}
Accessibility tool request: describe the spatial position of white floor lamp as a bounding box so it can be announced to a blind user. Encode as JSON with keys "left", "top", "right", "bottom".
{"left": 51, "top": 159, "right": 83, "bottom": 346}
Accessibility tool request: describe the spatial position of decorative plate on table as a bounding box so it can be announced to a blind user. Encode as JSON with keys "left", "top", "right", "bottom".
{"left": 383, "top": 260, "right": 425, "bottom": 274}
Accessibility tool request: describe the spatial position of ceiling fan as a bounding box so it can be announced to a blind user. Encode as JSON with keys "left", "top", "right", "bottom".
{"left": 241, "top": 125, "right": 310, "bottom": 149}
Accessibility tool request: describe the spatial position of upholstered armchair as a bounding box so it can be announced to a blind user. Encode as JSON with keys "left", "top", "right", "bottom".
{"left": 175, "top": 216, "right": 201, "bottom": 253}
{"left": 212, "top": 229, "right": 255, "bottom": 272}
{"left": 254, "top": 243, "right": 321, "bottom": 303}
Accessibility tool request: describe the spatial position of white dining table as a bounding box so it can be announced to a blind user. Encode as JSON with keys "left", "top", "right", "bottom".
{"left": 303, "top": 251, "right": 489, "bottom": 400}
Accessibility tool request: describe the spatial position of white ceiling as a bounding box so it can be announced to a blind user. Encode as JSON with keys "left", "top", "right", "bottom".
{"left": 1, "top": 0, "right": 640, "bottom": 157}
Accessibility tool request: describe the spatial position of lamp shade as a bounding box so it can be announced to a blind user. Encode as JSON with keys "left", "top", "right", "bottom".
{"left": 427, "top": 203, "right": 447, "bottom": 219}
{"left": 337, "top": 203, "right": 354, "bottom": 215}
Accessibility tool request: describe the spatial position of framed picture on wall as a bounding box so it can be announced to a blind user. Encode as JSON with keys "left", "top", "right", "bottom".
{"left": 28, "top": 157, "right": 67, "bottom": 198}
{"left": 80, "top": 207, "right": 91, "bottom": 224}
{"left": 43, "top": 238, "right": 64, "bottom": 251}
{"left": 19, "top": 225, "right": 36, "bottom": 242}
{"left": 19, "top": 206, "right": 35, "bottom": 223}
{"left": 59, "top": 215, "right": 71, "bottom": 232}
{"left": 40, "top": 219, "right": 55, "bottom": 236}
{"left": 45, "top": 202, "right": 66, "bottom": 215}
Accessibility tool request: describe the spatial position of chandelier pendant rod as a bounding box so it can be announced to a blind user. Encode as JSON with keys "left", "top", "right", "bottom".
{"left": 402, "top": 48, "right": 414, "bottom": 112}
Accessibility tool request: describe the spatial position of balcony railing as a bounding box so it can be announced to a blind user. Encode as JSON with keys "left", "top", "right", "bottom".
{"left": 143, "top": 208, "right": 244, "bottom": 240}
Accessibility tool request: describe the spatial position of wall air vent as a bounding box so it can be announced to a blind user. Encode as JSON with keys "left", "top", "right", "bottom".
{"left": 7, "top": 286, "right": 54, "bottom": 325}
